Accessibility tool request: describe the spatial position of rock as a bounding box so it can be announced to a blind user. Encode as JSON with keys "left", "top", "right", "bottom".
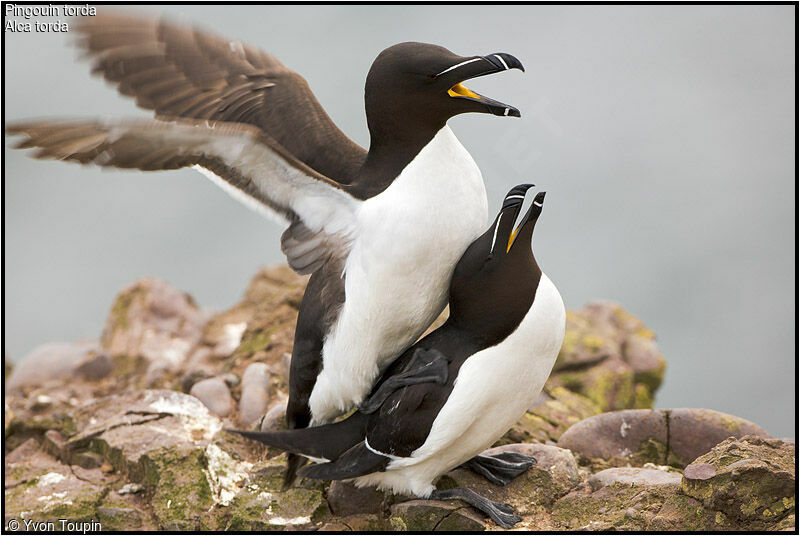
{"left": 7, "top": 341, "right": 108, "bottom": 390}
{"left": 556, "top": 309, "right": 621, "bottom": 370}
{"left": 589, "top": 467, "right": 682, "bottom": 490}
{"left": 557, "top": 409, "right": 668, "bottom": 468}
{"left": 221, "top": 372, "right": 240, "bottom": 388}
{"left": 548, "top": 301, "right": 665, "bottom": 411}
{"left": 260, "top": 399, "right": 288, "bottom": 431}
{"left": 554, "top": 356, "right": 637, "bottom": 411}
{"left": 667, "top": 408, "right": 770, "bottom": 466}
{"left": 552, "top": 470, "right": 680, "bottom": 530}
{"left": 190, "top": 377, "right": 235, "bottom": 418}
{"left": 61, "top": 389, "right": 240, "bottom": 529}
{"left": 681, "top": 436, "right": 794, "bottom": 526}
{"left": 327, "top": 481, "right": 386, "bottom": 516}
{"left": 445, "top": 443, "right": 580, "bottom": 519}
{"left": 648, "top": 493, "right": 728, "bottom": 530}
{"left": 319, "top": 514, "right": 387, "bottom": 531}
{"left": 96, "top": 506, "right": 145, "bottom": 530}
{"left": 484, "top": 443, "right": 581, "bottom": 496}
{"left": 118, "top": 483, "right": 145, "bottom": 495}
{"left": 501, "top": 386, "right": 601, "bottom": 444}
{"left": 389, "top": 500, "right": 485, "bottom": 531}
{"left": 623, "top": 336, "right": 665, "bottom": 391}
{"left": 205, "top": 266, "right": 307, "bottom": 379}
{"left": 4, "top": 440, "right": 111, "bottom": 523}
{"left": 239, "top": 363, "right": 272, "bottom": 427}
{"left": 225, "top": 459, "right": 329, "bottom": 530}
{"left": 101, "top": 278, "right": 206, "bottom": 378}
{"left": 180, "top": 369, "right": 212, "bottom": 393}
{"left": 557, "top": 408, "right": 771, "bottom": 470}
{"left": 16, "top": 265, "right": 787, "bottom": 531}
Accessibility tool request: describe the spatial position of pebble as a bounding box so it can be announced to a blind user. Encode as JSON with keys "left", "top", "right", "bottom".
{"left": 588, "top": 467, "right": 681, "bottom": 490}
{"left": 189, "top": 377, "right": 235, "bottom": 418}
{"left": 239, "top": 363, "right": 271, "bottom": 427}
{"left": 260, "top": 399, "right": 288, "bottom": 431}
{"left": 118, "top": 483, "right": 145, "bottom": 495}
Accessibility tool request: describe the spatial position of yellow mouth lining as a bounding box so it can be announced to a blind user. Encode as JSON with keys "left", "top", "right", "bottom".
{"left": 448, "top": 82, "right": 481, "bottom": 100}
{"left": 506, "top": 227, "right": 520, "bottom": 253}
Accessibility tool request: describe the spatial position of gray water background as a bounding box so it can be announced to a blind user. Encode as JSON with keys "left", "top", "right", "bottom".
{"left": 4, "top": 5, "right": 795, "bottom": 436}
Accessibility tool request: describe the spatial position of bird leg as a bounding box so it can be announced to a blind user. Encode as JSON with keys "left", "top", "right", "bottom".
{"left": 429, "top": 487, "right": 522, "bottom": 529}
{"left": 462, "top": 452, "right": 537, "bottom": 486}
{"left": 358, "top": 348, "right": 449, "bottom": 414}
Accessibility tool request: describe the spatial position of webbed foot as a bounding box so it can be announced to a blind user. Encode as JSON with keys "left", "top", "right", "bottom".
{"left": 463, "top": 452, "right": 536, "bottom": 486}
{"left": 430, "top": 487, "right": 522, "bottom": 529}
{"left": 359, "top": 348, "right": 449, "bottom": 414}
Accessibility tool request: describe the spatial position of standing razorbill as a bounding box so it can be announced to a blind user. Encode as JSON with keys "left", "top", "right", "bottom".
{"left": 231, "top": 185, "right": 566, "bottom": 528}
{"left": 6, "top": 12, "right": 525, "bottom": 483}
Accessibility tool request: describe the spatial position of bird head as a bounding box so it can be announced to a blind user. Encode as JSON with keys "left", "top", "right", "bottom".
{"left": 448, "top": 184, "right": 545, "bottom": 344}
{"left": 364, "top": 42, "right": 524, "bottom": 138}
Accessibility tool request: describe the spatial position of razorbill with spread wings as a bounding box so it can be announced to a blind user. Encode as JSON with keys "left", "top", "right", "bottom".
{"left": 6, "top": 12, "right": 525, "bottom": 482}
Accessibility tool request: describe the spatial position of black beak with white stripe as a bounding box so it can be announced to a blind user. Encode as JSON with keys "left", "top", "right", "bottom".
{"left": 435, "top": 52, "right": 524, "bottom": 117}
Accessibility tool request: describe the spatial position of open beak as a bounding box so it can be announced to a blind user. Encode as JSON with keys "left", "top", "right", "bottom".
{"left": 507, "top": 191, "right": 545, "bottom": 252}
{"left": 488, "top": 184, "right": 534, "bottom": 257}
{"left": 436, "top": 53, "right": 524, "bottom": 117}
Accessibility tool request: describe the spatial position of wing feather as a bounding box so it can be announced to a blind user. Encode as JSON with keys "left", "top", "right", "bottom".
{"left": 74, "top": 11, "right": 366, "bottom": 183}
{"left": 6, "top": 118, "right": 359, "bottom": 270}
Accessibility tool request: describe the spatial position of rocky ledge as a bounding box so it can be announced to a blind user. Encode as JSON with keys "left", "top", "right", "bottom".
{"left": 4, "top": 266, "right": 795, "bottom": 531}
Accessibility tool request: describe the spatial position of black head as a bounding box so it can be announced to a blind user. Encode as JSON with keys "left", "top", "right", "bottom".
{"left": 364, "top": 42, "right": 524, "bottom": 140}
{"left": 448, "top": 184, "right": 546, "bottom": 344}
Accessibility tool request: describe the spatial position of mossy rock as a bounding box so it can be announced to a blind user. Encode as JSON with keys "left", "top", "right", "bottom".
{"left": 501, "top": 386, "right": 601, "bottom": 444}
{"left": 5, "top": 468, "right": 108, "bottom": 523}
{"left": 388, "top": 499, "right": 485, "bottom": 531}
{"left": 551, "top": 481, "right": 678, "bottom": 530}
{"left": 148, "top": 449, "right": 216, "bottom": 530}
{"left": 680, "top": 436, "right": 794, "bottom": 526}
{"left": 224, "top": 459, "right": 330, "bottom": 531}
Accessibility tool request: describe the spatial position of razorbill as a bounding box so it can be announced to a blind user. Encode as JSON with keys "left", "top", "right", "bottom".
{"left": 6, "top": 12, "right": 527, "bottom": 484}
{"left": 230, "top": 185, "right": 566, "bottom": 528}
{"left": 6, "top": 11, "right": 526, "bottom": 461}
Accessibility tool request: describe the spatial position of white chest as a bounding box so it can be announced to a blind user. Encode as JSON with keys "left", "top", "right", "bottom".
{"left": 308, "top": 126, "right": 489, "bottom": 423}
{"left": 395, "top": 274, "right": 566, "bottom": 471}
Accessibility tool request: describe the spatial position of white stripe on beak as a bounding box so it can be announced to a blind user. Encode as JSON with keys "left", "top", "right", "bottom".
{"left": 494, "top": 54, "right": 510, "bottom": 70}
{"left": 435, "top": 57, "right": 484, "bottom": 77}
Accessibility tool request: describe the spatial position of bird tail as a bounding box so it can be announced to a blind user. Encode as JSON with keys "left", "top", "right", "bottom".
{"left": 298, "top": 441, "right": 390, "bottom": 481}
{"left": 228, "top": 411, "right": 368, "bottom": 463}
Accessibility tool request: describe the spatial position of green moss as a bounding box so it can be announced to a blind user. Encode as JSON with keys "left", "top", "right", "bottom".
{"left": 634, "top": 383, "right": 654, "bottom": 409}
{"left": 234, "top": 328, "right": 275, "bottom": 357}
{"left": 387, "top": 516, "right": 408, "bottom": 531}
{"left": 582, "top": 363, "right": 635, "bottom": 411}
{"left": 148, "top": 449, "right": 215, "bottom": 530}
{"left": 633, "top": 359, "right": 666, "bottom": 393}
{"left": 635, "top": 438, "right": 669, "bottom": 466}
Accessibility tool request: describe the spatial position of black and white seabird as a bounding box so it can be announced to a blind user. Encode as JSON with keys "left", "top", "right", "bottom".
{"left": 231, "top": 185, "right": 566, "bottom": 528}
{"left": 6, "top": 13, "right": 524, "bottom": 481}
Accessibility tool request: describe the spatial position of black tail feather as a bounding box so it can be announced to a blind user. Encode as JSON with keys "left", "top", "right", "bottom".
{"left": 298, "top": 442, "right": 390, "bottom": 480}
{"left": 227, "top": 411, "right": 368, "bottom": 462}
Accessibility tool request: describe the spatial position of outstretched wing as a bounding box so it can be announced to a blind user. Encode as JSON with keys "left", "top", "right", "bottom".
{"left": 6, "top": 118, "right": 359, "bottom": 273}
{"left": 74, "top": 11, "right": 366, "bottom": 184}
